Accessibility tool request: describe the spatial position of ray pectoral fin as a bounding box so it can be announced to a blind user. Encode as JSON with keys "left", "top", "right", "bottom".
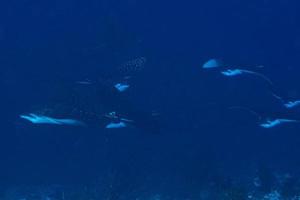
{"left": 284, "top": 100, "right": 300, "bottom": 109}
{"left": 221, "top": 69, "right": 243, "bottom": 76}
{"left": 19, "top": 113, "right": 85, "bottom": 126}
{"left": 260, "top": 119, "right": 280, "bottom": 128}
{"left": 114, "top": 83, "right": 130, "bottom": 92}
{"left": 105, "top": 122, "right": 127, "bottom": 129}
{"left": 260, "top": 118, "right": 299, "bottom": 128}
{"left": 19, "top": 113, "right": 52, "bottom": 124}
{"left": 20, "top": 114, "right": 35, "bottom": 122}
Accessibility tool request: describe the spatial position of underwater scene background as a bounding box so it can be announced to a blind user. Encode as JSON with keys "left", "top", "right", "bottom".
{"left": 1, "top": 0, "right": 300, "bottom": 199}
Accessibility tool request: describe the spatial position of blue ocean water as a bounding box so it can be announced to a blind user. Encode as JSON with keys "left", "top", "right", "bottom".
{"left": 1, "top": 0, "right": 300, "bottom": 199}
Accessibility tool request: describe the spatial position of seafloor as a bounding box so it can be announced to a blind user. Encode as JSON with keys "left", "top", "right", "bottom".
{"left": 2, "top": 170, "right": 300, "bottom": 200}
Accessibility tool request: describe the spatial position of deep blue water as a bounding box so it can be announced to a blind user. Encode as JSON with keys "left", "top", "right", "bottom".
{"left": 1, "top": 0, "right": 300, "bottom": 199}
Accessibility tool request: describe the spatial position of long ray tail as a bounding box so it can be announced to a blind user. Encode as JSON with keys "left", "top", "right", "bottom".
{"left": 269, "top": 91, "right": 285, "bottom": 104}
{"left": 240, "top": 69, "right": 274, "bottom": 87}
{"left": 280, "top": 119, "right": 300, "bottom": 123}
{"left": 227, "top": 106, "right": 262, "bottom": 121}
